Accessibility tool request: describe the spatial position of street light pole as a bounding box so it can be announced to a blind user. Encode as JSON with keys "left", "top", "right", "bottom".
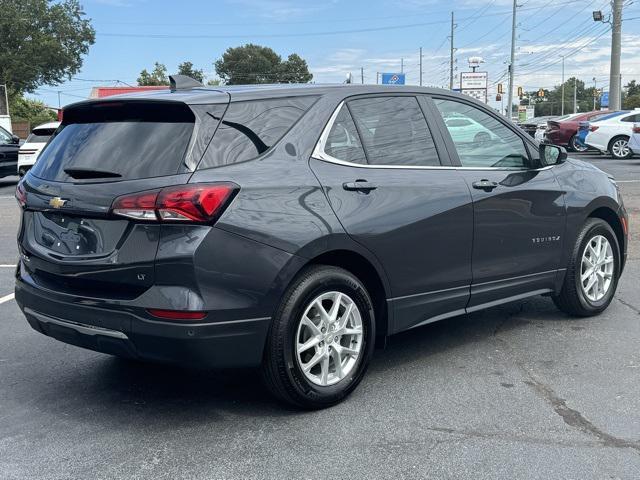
{"left": 419, "top": 47, "right": 423, "bottom": 87}
{"left": 609, "top": 0, "right": 623, "bottom": 110}
{"left": 507, "top": 0, "right": 517, "bottom": 119}
{"left": 449, "top": 11, "right": 455, "bottom": 90}
{"left": 573, "top": 78, "right": 577, "bottom": 113}
{"left": 593, "top": 77, "right": 597, "bottom": 110}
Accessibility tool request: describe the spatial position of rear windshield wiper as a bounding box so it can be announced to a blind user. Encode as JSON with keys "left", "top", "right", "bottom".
{"left": 64, "top": 168, "right": 122, "bottom": 179}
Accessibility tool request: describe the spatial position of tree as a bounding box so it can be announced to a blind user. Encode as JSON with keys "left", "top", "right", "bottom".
{"left": 279, "top": 54, "right": 313, "bottom": 83}
{"left": 522, "top": 78, "right": 600, "bottom": 117}
{"left": 214, "top": 44, "right": 313, "bottom": 85}
{"left": 0, "top": 0, "right": 95, "bottom": 97}
{"left": 137, "top": 62, "right": 169, "bottom": 86}
{"left": 10, "top": 96, "right": 57, "bottom": 126}
{"left": 177, "top": 62, "right": 204, "bottom": 83}
{"left": 625, "top": 80, "right": 640, "bottom": 97}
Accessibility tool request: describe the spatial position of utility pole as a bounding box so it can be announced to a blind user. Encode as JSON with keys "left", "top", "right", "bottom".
{"left": 561, "top": 56, "right": 565, "bottom": 115}
{"left": 419, "top": 47, "right": 423, "bottom": 86}
{"left": 593, "top": 77, "right": 597, "bottom": 110}
{"left": 376, "top": 72, "right": 379, "bottom": 84}
{"left": 573, "top": 78, "right": 577, "bottom": 113}
{"left": 57, "top": 91, "right": 61, "bottom": 109}
{"left": 610, "top": 0, "right": 623, "bottom": 110}
{"left": 361, "top": 67, "right": 364, "bottom": 84}
{"left": 449, "top": 11, "right": 455, "bottom": 90}
{"left": 400, "top": 58, "right": 404, "bottom": 73}
{"left": 507, "top": 0, "right": 517, "bottom": 119}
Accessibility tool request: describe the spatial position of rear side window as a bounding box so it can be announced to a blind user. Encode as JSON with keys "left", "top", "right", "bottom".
{"left": 347, "top": 96, "right": 440, "bottom": 166}
{"left": 621, "top": 113, "right": 640, "bottom": 122}
{"left": 324, "top": 106, "right": 366, "bottom": 164}
{"left": 26, "top": 128, "right": 57, "bottom": 143}
{"left": 31, "top": 102, "right": 195, "bottom": 182}
{"left": 198, "top": 96, "right": 317, "bottom": 169}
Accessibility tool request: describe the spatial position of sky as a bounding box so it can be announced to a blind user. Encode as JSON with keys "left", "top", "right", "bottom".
{"left": 30, "top": 0, "right": 640, "bottom": 113}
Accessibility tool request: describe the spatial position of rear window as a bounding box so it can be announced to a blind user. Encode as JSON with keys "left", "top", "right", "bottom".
{"left": 31, "top": 102, "right": 195, "bottom": 182}
{"left": 198, "top": 96, "right": 317, "bottom": 169}
{"left": 25, "top": 128, "right": 57, "bottom": 143}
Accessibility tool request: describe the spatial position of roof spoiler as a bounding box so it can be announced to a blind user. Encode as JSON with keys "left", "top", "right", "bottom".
{"left": 169, "top": 75, "right": 204, "bottom": 92}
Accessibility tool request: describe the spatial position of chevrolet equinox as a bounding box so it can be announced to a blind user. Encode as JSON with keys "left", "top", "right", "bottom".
{"left": 15, "top": 76, "right": 628, "bottom": 408}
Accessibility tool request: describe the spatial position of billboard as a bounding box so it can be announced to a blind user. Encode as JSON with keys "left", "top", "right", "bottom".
{"left": 460, "top": 71, "right": 488, "bottom": 103}
{"left": 381, "top": 73, "right": 406, "bottom": 85}
{"left": 601, "top": 92, "right": 609, "bottom": 108}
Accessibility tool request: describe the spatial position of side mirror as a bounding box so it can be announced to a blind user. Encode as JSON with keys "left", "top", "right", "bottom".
{"left": 539, "top": 143, "right": 567, "bottom": 166}
{"left": 11, "top": 135, "right": 19, "bottom": 144}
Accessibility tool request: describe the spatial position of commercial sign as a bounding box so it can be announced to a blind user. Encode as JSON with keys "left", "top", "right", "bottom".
{"left": 518, "top": 105, "right": 535, "bottom": 122}
{"left": 381, "top": 73, "right": 406, "bottom": 85}
{"left": 601, "top": 91, "right": 609, "bottom": 108}
{"left": 460, "top": 71, "right": 488, "bottom": 103}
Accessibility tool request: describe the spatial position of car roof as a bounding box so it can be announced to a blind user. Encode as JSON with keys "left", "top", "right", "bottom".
{"left": 63, "top": 83, "right": 474, "bottom": 108}
{"left": 32, "top": 121, "right": 60, "bottom": 131}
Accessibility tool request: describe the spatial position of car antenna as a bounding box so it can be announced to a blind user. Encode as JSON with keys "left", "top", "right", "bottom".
{"left": 169, "top": 75, "right": 204, "bottom": 92}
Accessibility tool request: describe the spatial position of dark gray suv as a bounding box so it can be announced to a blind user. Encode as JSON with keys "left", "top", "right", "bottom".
{"left": 15, "top": 77, "right": 628, "bottom": 408}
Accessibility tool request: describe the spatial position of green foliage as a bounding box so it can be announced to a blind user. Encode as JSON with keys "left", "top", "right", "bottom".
{"left": 177, "top": 62, "right": 204, "bottom": 83}
{"left": 206, "top": 78, "right": 222, "bottom": 86}
{"left": 137, "top": 62, "right": 169, "bottom": 86}
{"left": 623, "top": 93, "right": 640, "bottom": 110}
{"left": 625, "top": 80, "right": 640, "bottom": 97}
{"left": 0, "top": 0, "right": 95, "bottom": 96}
{"left": 522, "top": 78, "right": 601, "bottom": 116}
{"left": 10, "top": 96, "right": 57, "bottom": 126}
{"left": 215, "top": 44, "right": 313, "bottom": 85}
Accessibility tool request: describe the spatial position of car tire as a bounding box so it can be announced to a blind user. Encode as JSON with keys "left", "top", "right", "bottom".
{"left": 261, "top": 265, "right": 375, "bottom": 409}
{"left": 569, "top": 134, "right": 588, "bottom": 152}
{"left": 609, "top": 135, "right": 632, "bottom": 159}
{"left": 553, "top": 218, "right": 620, "bottom": 316}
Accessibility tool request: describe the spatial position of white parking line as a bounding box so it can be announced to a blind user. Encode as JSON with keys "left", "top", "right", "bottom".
{"left": 617, "top": 180, "right": 640, "bottom": 183}
{"left": 0, "top": 293, "right": 15, "bottom": 304}
{"left": 0, "top": 265, "right": 16, "bottom": 268}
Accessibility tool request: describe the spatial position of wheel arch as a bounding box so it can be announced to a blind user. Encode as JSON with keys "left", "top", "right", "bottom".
{"left": 587, "top": 205, "right": 626, "bottom": 269}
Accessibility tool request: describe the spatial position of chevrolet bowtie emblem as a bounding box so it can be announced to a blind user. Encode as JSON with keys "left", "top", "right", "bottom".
{"left": 49, "top": 197, "right": 68, "bottom": 209}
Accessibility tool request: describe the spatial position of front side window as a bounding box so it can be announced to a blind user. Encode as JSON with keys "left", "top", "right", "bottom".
{"left": 434, "top": 98, "right": 530, "bottom": 169}
{"left": 347, "top": 96, "right": 440, "bottom": 166}
{"left": 198, "top": 96, "right": 317, "bottom": 169}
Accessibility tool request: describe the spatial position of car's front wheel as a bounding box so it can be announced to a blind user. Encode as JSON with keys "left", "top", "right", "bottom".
{"left": 553, "top": 218, "right": 620, "bottom": 316}
{"left": 609, "top": 136, "right": 632, "bottom": 159}
{"left": 261, "top": 265, "right": 375, "bottom": 409}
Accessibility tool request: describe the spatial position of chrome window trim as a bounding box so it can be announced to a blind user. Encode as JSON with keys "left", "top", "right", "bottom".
{"left": 312, "top": 100, "right": 555, "bottom": 172}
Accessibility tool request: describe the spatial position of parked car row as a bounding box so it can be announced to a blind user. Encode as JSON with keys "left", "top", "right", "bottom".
{"left": 0, "top": 122, "right": 59, "bottom": 178}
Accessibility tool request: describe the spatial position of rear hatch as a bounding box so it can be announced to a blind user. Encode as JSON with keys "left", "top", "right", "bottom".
{"left": 17, "top": 98, "right": 227, "bottom": 299}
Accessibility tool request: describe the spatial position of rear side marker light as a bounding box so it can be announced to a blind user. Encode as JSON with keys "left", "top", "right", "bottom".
{"left": 147, "top": 309, "right": 208, "bottom": 320}
{"left": 633, "top": 123, "right": 640, "bottom": 134}
{"left": 111, "top": 183, "right": 238, "bottom": 223}
{"left": 15, "top": 182, "right": 27, "bottom": 208}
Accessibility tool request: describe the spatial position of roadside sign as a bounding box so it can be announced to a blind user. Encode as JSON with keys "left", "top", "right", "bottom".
{"left": 518, "top": 106, "right": 535, "bottom": 122}
{"left": 460, "top": 71, "right": 488, "bottom": 103}
{"left": 381, "top": 73, "right": 405, "bottom": 85}
{"left": 601, "top": 91, "right": 609, "bottom": 107}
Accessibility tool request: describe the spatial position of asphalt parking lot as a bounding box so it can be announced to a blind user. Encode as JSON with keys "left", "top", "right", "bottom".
{"left": 1, "top": 151, "right": 640, "bottom": 479}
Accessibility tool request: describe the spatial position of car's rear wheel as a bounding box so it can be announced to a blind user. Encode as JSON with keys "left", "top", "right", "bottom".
{"left": 569, "top": 134, "right": 588, "bottom": 152}
{"left": 261, "top": 265, "right": 375, "bottom": 409}
{"left": 609, "top": 136, "right": 632, "bottom": 159}
{"left": 553, "top": 218, "right": 620, "bottom": 316}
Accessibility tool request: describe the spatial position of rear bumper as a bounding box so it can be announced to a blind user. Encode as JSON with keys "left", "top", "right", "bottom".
{"left": 15, "top": 278, "right": 271, "bottom": 368}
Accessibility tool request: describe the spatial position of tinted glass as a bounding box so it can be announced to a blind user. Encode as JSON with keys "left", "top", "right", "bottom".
{"left": 621, "top": 113, "right": 640, "bottom": 122}
{"left": 26, "top": 128, "right": 56, "bottom": 143}
{"left": 31, "top": 102, "right": 195, "bottom": 182}
{"left": 348, "top": 96, "right": 440, "bottom": 166}
{"left": 199, "top": 96, "right": 317, "bottom": 169}
{"left": 0, "top": 127, "right": 11, "bottom": 143}
{"left": 324, "top": 106, "right": 366, "bottom": 164}
{"left": 434, "top": 98, "right": 530, "bottom": 168}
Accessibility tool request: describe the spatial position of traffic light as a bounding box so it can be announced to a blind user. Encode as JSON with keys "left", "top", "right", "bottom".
{"left": 497, "top": 83, "right": 504, "bottom": 94}
{"left": 538, "top": 88, "right": 545, "bottom": 98}
{"left": 517, "top": 86, "right": 523, "bottom": 98}
{"left": 496, "top": 94, "right": 502, "bottom": 101}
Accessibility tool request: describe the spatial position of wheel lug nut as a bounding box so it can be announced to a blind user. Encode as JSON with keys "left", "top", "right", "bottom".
{"left": 334, "top": 336, "right": 338, "bottom": 342}
{"left": 321, "top": 327, "right": 326, "bottom": 333}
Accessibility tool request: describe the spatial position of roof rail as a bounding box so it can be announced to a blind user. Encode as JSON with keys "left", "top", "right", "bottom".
{"left": 169, "top": 75, "right": 204, "bottom": 91}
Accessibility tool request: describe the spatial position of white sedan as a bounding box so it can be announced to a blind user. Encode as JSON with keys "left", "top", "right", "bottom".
{"left": 585, "top": 110, "right": 640, "bottom": 159}
{"left": 17, "top": 121, "right": 60, "bottom": 176}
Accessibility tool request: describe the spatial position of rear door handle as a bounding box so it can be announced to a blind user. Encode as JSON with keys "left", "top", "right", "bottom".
{"left": 343, "top": 180, "right": 378, "bottom": 192}
{"left": 472, "top": 179, "right": 498, "bottom": 192}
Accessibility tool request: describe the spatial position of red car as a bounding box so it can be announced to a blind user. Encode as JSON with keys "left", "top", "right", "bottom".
{"left": 545, "top": 110, "right": 610, "bottom": 151}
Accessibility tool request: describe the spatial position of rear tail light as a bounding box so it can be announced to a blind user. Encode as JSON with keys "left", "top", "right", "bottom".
{"left": 147, "top": 309, "right": 208, "bottom": 320}
{"left": 15, "top": 182, "right": 26, "bottom": 208}
{"left": 111, "top": 182, "right": 238, "bottom": 223}
{"left": 633, "top": 123, "right": 640, "bottom": 134}
{"left": 590, "top": 126, "right": 599, "bottom": 132}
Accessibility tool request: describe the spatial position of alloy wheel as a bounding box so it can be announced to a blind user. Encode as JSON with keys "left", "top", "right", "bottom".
{"left": 580, "top": 235, "right": 614, "bottom": 302}
{"left": 295, "top": 291, "right": 363, "bottom": 386}
{"left": 611, "top": 138, "right": 630, "bottom": 158}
